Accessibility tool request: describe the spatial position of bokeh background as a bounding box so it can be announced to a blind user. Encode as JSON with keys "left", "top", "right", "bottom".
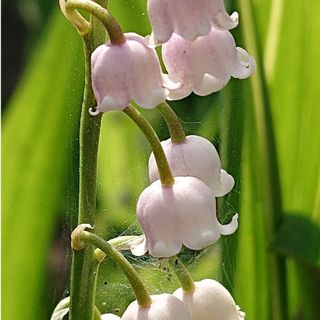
{"left": 2, "top": 1, "right": 320, "bottom": 319}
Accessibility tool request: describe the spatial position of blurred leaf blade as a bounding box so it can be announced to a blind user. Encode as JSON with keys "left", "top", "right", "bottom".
{"left": 2, "top": 10, "right": 84, "bottom": 320}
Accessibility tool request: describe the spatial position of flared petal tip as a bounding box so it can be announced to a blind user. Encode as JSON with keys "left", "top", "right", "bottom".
{"left": 150, "top": 241, "right": 182, "bottom": 258}
{"left": 145, "top": 33, "right": 162, "bottom": 48}
{"left": 212, "top": 169, "right": 235, "bottom": 197}
{"left": 218, "top": 213, "right": 239, "bottom": 236}
{"left": 135, "top": 88, "right": 168, "bottom": 109}
{"left": 237, "top": 305, "right": 246, "bottom": 319}
{"left": 215, "top": 11, "right": 239, "bottom": 30}
{"left": 130, "top": 235, "right": 148, "bottom": 256}
{"left": 194, "top": 73, "right": 228, "bottom": 96}
{"left": 233, "top": 47, "right": 256, "bottom": 79}
{"left": 95, "top": 96, "right": 128, "bottom": 113}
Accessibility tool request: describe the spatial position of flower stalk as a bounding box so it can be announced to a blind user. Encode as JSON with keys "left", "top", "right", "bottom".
{"left": 123, "top": 105, "right": 175, "bottom": 186}
{"left": 157, "top": 102, "right": 186, "bottom": 144}
{"left": 168, "top": 257, "right": 195, "bottom": 293}
{"left": 68, "top": 1, "right": 108, "bottom": 319}
{"left": 62, "top": 0, "right": 125, "bottom": 44}
{"left": 79, "top": 230, "right": 152, "bottom": 307}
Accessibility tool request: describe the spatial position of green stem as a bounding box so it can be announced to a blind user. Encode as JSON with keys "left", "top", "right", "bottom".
{"left": 64, "top": 0, "right": 125, "bottom": 44}
{"left": 123, "top": 105, "right": 175, "bottom": 186}
{"left": 69, "top": 1, "right": 107, "bottom": 319}
{"left": 168, "top": 257, "right": 195, "bottom": 293}
{"left": 80, "top": 231, "right": 152, "bottom": 307}
{"left": 157, "top": 102, "right": 186, "bottom": 143}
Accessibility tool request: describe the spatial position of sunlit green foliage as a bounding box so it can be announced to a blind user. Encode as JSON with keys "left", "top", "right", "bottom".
{"left": 2, "top": 1, "right": 320, "bottom": 319}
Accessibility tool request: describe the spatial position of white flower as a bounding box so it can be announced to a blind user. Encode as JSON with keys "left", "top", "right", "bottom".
{"left": 50, "top": 297, "right": 120, "bottom": 320}
{"left": 162, "top": 28, "right": 256, "bottom": 100}
{"left": 91, "top": 33, "right": 174, "bottom": 113}
{"left": 122, "top": 293, "right": 191, "bottom": 320}
{"left": 131, "top": 177, "right": 238, "bottom": 258}
{"left": 173, "top": 279, "right": 245, "bottom": 320}
{"left": 147, "top": 0, "right": 238, "bottom": 44}
{"left": 50, "top": 297, "right": 70, "bottom": 320}
{"left": 148, "top": 135, "right": 234, "bottom": 197}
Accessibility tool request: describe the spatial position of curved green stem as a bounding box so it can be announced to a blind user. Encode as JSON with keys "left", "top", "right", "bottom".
{"left": 63, "top": 0, "right": 125, "bottom": 44}
{"left": 69, "top": 1, "right": 107, "bottom": 319}
{"left": 157, "top": 102, "right": 186, "bottom": 144}
{"left": 80, "top": 231, "right": 152, "bottom": 307}
{"left": 123, "top": 105, "right": 175, "bottom": 186}
{"left": 168, "top": 257, "right": 195, "bottom": 293}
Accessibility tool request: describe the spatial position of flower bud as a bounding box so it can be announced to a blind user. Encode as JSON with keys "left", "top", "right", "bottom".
{"left": 149, "top": 135, "right": 234, "bottom": 197}
{"left": 91, "top": 33, "right": 173, "bottom": 113}
{"left": 131, "top": 177, "right": 238, "bottom": 258}
{"left": 122, "top": 293, "right": 191, "bottom": 320}
{"left": 173, "top": 279, "right": 245, "bottom": 320}
{"left": 148, "top": 0, "right": 238, "bottom": 44}
{"left": 162, "top": 28, "right": 256, "bottom": 100}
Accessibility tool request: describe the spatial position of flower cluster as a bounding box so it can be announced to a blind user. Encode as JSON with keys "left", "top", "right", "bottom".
{"left": 53, "top": 281, "right": 244, "bottom": 320}
{"left": 56, "top": 1, "right": 254, "bottom": 319}
{"left": 91, "top": 0, "right": 255, "bottom": 114}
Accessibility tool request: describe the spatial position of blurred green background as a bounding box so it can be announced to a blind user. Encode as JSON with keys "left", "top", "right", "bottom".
{"left": 2, "top": 0, "right": 320, "bottom": 319}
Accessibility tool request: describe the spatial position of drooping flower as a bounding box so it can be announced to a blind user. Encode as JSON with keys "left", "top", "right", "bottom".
{"left": 173, "top": 279, "right": 245, "bottom": 320}
{"left": 50, "top": 297, "right": 121, "bottom": 320}
{"left": 122, "top": 293, "right": 191, "bottom": 320}
{"left": 131, "top": 177, "right": 238, "bottom": 258}
{"left": 162, "top": 28, "right": 256, "bottom": 100}
{"left": 148, "top": 135, "right": 234, "bottom": 197}
{"left": 91, "top": 33, "right": 174, "bottom": 113}
{"left": 147, "top": 0, "right": 238, "bottom": 44}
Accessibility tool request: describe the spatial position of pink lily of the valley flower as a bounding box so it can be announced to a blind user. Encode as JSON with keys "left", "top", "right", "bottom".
{"left": 131, "top": 177, "right": 238, "bottom": 258}
{"left": 162, "top": 28, "right": 256, "bottom": 100}
{"left": 149, "top": 135, "right": 234, "bottom": 197}
{"left": 122, "top": 293, "right": 191, "bottom": 320}
{"left": 91, "top": 33, "right": 176, "bottom": 113}
{"left": 173, "top": 279, "right": 245, "bottom": 320}
{"left": 147, "top": 0, "right": 238, "bottom": 44}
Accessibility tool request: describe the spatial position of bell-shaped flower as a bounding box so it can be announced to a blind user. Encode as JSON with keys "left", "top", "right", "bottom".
{"left": 173, "top": 279, "right": 245, "bottom": 320}
{"left": 131, "top": 177, "right": 238, "bottom": 258}
{"left": 91, "top": 33, "right": 174, "bottom": 113}
{"left": 147, "top": 0, "right": 238, "bottom": 44}
{"left": 122, "top": 293, "right": 191, "bottom": 320}
{"left": 148, "top": 135, "right": 234, "bottom": 197}
{"left": 162, "top": 28, "right": 256, "bottom": 100}
{"left": 50, "top": 297, "right": 121, "bottom": 320}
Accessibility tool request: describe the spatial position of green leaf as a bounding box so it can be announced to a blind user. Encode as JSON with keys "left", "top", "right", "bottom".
{"left": 2, "top": 11, "right": 84, "bottom": 319}
{"left": 272, "top": 214, "right": 320, "bottom": 267}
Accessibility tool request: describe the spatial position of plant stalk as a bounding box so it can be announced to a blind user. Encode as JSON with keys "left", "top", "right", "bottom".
{"left": 80, "top": 231, "right": 152, "bottom": 307}
{"left": 69, "top": 1, "right": 107, "bottom": 319}
{"left": 123, "top": 105, "right": 175, "bottom": 186}
{"left": 168, "top": 257, "right": 195, "bottom": 293}
{"left": 64, "top": 0, "right": 125, "bottom": 44}
{"left": 157, "top": 102, "right": 186, "bottom": 143}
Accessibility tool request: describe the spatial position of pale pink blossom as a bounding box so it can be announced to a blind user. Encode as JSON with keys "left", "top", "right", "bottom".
{"left": 173, "top": 279, "right": 245, "bottom": 320}
{"left": 148, "top": 135, "right": 234, "bottom": 197}
{"left": 131, "top": 177, "right": 238, "bottom": 258}
{"left": 162, "top": 28, "right": 256, "bottom": 100}
{"left": 91, "top": 33, "right": 173, "bottom": 113}
{"left": 147, "top": 0, "right": 238, "bottom": 44}
{"left": 122, "top": 293, "right": 191, "bottom": 320}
